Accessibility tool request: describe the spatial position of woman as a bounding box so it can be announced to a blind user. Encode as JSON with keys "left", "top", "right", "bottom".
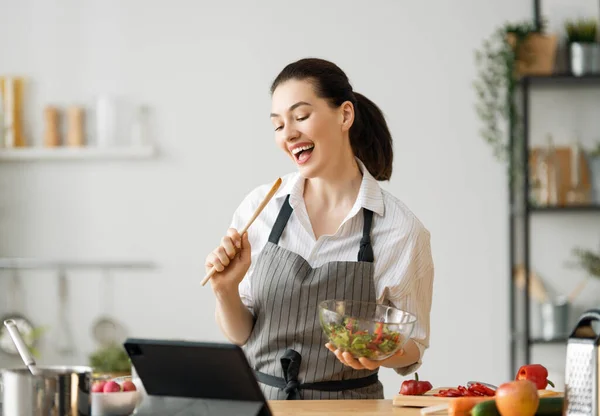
{"left": 206, "top": 58, "right": 434, "bottom": 400}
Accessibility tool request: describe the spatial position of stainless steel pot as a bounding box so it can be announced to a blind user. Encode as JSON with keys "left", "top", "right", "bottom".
{"left": 1, "top": 365, "right": 93, "bottom": 416}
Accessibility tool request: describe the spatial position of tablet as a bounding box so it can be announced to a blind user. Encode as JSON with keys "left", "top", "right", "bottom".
{"left": 123, "top": 338, "right": 272, "bottom": 416}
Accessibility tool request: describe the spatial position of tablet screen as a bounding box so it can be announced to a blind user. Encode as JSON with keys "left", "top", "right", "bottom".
{"left": 123, "top": 338, "right": 268, "bottom": 404}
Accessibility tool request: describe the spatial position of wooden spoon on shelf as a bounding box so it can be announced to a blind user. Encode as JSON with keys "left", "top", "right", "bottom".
{"left": 201, "top": 177, "right": 282, "bottom": 287}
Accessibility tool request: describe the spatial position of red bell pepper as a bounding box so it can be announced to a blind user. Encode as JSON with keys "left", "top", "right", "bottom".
{"left": 399, "top": 373, "right": 433, "bottom": 395}
{"left": 515, "top": 364, "right": 555, "bottom": 389}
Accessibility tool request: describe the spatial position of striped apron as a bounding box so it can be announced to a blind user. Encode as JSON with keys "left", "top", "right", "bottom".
{"left": 242, "top": 195, "right": 383, "bottom": 400}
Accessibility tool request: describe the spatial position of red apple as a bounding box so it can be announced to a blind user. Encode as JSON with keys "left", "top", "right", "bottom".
{"left": 103, "top": 380, "right": 122, "bottom": 393}
{"left": 122, "top": 380, "right": 137, "bottom": 392}
{"left": 495, "top": 379, "right": 539, "bottom": 416}
{"left": 91, "top": 381, "right": 106, "bottom": 393}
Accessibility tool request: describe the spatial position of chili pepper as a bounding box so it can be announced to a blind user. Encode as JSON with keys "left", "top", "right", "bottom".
{"left": 515, "top": 364, "right": 555, "bottom": 389}
{"left": 399, "top": 373, "right": 433, "bottom": 395}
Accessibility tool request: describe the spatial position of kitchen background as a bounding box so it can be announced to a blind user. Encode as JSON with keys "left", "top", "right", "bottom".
{"left": 1, "top": 0, "right": 600, "bottom": 400}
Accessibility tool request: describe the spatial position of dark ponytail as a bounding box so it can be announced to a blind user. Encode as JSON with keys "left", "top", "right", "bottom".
{"left": 270, "top": 58, "right": 394, "bottom": 181}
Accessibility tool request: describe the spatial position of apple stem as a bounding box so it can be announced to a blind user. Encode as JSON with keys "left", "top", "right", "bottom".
{"left": 415, "top": 372, "right": 419, "bottom": 381}
{"left": 547, "top": 379, "right": 555, "bottom": 388}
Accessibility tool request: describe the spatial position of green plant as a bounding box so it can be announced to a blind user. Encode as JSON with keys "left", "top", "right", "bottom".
{"left": 572, "top": 247, "right": 600, "bottom": 278}
{"left": 89, "top": 344, "right": 131, "bottom": 373}
{"left": 25, "top": 326, "right": 48, "bottom": 358}
{"left": 565, "top": 18, "right": 598, "bottom": 43}
{"left": 473, "top": 19, "right": 544, "bottom": 183}
{"left": 588, "top": 142, "right": 600, "bottom": 157}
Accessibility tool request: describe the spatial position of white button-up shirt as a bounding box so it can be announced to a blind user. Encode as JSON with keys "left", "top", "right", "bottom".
{"left": 230, "top": 159, "right": 434, "bottom": 375}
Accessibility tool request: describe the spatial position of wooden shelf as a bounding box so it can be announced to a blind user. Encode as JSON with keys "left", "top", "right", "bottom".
{"left": 0, "top": 145, "right": 156, "bottom": 161}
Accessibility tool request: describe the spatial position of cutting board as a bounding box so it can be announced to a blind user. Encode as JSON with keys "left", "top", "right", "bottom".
{"left": 393, "top": 388, "right": 562, "bottom": 408}
{"left": 393, "top": 388, "right": 460, "bottom": 408}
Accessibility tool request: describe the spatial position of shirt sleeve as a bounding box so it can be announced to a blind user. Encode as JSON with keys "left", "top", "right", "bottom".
{"left": 384, "top": 226, "right": 434, "bottom": 376}
{"left": 229, "top": 192, "right": 261, "bottom": 317}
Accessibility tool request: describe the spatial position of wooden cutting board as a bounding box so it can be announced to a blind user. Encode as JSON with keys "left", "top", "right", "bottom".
{"left": 393, "top": 388, "right": 460, "bottom": 408}
{"left": 393, "top": 388, "right": 562, "bottom": 408}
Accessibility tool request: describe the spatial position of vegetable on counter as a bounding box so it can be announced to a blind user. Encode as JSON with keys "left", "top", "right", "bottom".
{"left": 447, "top": 396, "right": 494, "bottom": 415}
{"left": 470, "top": 395, "right": 564, "bottom": 416}
{"left": 434, "top": 382, "right": 496, "bottom": 397}
{"left": 495, "top": 380, "right": 539, "bottom": 416}
{"left": 515, "top": 364, "right": 555, "bottom": 390}
{"left": 326, "top": 318, "right": 402, "bottom": 359}
{"left": 398, "top": 373, "right": 432, "bottom": 395}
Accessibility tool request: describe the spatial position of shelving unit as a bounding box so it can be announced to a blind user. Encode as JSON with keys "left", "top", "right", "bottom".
{"left": 0, "top": 145, "right": 156, "bottom": 161}
{"left": 0, "top": 258, "right": 155, "bottom": 271}
{"left": 508, "top": 71, "right": 600, "bottom": 377}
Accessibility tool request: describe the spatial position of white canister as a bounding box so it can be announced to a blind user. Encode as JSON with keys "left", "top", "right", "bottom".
{"left": 95, "top": 96, "right": 116, "bottom": 147}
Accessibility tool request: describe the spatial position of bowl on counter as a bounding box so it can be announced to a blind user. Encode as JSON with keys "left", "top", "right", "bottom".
{"left": 319, "top": 300, "right": 417, "bottom": 361}
{"left": 91, "top": 375, "right": 143, "bottom": 416}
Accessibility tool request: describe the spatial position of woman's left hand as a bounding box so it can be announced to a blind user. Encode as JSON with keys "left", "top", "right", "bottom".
{"left": 325, "top": 343, "right": 404, "bottom": 371}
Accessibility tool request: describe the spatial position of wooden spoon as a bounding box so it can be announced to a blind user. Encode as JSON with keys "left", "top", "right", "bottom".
{"left": 201, "top": 178, "right": 282, "bottom": 287}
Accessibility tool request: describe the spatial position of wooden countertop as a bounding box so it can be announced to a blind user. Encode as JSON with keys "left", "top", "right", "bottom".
{"left": 269, "top": 399, "right": 420, "bottom": 415}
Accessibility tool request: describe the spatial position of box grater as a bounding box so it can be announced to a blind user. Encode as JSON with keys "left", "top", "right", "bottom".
{"left": 564, "top": 308, "right": 600, "bottom": 416}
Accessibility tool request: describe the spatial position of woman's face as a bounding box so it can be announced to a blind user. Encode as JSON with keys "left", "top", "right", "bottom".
{"left": 270, "top": 79, "right": 354, "bottom": 179}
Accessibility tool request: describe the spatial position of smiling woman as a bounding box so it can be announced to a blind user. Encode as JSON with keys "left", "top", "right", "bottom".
{"left": 205, "top": 57, "right": 434, "bottom": 401}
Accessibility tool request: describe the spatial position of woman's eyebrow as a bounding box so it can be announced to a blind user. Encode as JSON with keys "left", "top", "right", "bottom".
{"left": 270, "top": 101, "right": 312, "bottom": 118}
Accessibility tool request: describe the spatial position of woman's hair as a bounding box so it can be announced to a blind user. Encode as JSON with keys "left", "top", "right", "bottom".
{"left": 270, "top": 57, "right": 393, "bottom": 181}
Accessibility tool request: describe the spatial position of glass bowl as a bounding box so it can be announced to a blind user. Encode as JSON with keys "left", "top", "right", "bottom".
{"left": 319, "top": 300, "right": 417, "bottom": 361}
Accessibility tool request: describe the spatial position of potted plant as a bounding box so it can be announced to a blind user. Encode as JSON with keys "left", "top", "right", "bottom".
{"left": 572, "top": 246, "right": 600, "bottom": 281}
{"left": 473, "top": 19, "right": 557, "bottom": 183}
{"left": 507, "top": 21, "right": 558, "bottom": 76}
{"left": 565, "top": 18, "right": 600, "bottom": 76}
{"left": 89, "top": 344, "right": 131, "bottom": 378}
{"left": 585, "top": 142, "right": 600, "bottom": 203}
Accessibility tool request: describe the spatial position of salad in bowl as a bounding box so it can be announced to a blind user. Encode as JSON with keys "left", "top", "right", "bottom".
{"left": 319, "top": 300, "right": 417, "bottom": 361}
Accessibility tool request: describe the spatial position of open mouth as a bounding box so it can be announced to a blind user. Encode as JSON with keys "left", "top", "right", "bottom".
{"left": 291, "top": 144, "right": 314, "bottom": 164}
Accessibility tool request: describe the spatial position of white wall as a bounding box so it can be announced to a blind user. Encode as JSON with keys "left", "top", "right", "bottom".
{"left": 1, "top": 0, "right": 599, "bottom": 399}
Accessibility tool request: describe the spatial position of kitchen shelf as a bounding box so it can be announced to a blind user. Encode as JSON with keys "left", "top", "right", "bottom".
{"left": 508, "top": 0, "right": 600, "bottom": 379}
{"left": 0, "top": 145, "right": 156, "bottom": 161}
{"left": 520, "top": 73, "right": 600, "bottom": 87}
{"left": 0, "top": 258, "right": 156, "bottom": 270}
{"left": 529, "top": 204, "right": 600, "bottom": 213}
{"left": 530, "top": 337, "right": 567, "bottom": 345}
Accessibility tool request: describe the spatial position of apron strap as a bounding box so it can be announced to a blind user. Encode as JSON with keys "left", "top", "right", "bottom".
{"left": 268, "top": 194, "right": 375, "bottom": 263}
{"left": 254, "top": 349, "right": 379, "bottom": 400}
{"left": 357, "top": 208, "right": 374, "bottom": 263}
{"left": 268, "top": 195, "right": 293, "bottom": 244}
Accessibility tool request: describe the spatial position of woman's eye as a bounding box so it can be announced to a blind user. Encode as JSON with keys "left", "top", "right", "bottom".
{"left": 274, "top": 125, "right": 283, "bottom": 131}
{"left": 296, "top": 115, "right": 309, "bottom": 121}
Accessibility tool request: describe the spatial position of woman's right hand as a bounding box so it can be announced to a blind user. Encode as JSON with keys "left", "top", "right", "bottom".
{"left": 205, "top": 228, "right": 252, "bottom": 295}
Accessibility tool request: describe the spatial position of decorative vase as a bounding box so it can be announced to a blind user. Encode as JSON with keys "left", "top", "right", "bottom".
{"left": 570, "top": 42, "right": 600, "bottom": 76}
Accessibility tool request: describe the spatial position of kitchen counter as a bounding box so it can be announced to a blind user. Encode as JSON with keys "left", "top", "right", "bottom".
{"left": 269, "top": 399, "right": 419, "bottom": 415}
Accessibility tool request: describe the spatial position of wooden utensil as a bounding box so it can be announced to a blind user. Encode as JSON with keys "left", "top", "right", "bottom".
{"left": 201, "top": 177, "right": 282, "bottom": 287}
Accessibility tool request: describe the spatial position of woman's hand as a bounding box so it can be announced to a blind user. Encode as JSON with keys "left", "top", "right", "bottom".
{"left": 206, "top": 228, "right": 251, "bottom": 295}
{"left": 325, "top": 343, "right": 405, "bottom": 371}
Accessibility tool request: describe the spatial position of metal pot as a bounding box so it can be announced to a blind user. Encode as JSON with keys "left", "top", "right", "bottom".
{"left": 570, "top": 42, "right": 600, "bottom": 76}
{"left": 1, "top": 365, "right": 93, "bottom": 415}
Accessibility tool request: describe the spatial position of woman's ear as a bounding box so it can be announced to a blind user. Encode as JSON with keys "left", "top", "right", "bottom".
{"left": 340, "top": 101, "right": 355, "bottom": 132}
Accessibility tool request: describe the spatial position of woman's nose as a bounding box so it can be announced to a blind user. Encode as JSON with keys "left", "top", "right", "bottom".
{"left": 282, "top": 124, "right": 300, "bottom": 142}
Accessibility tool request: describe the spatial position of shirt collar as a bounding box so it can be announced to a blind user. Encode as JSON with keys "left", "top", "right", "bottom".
{"left": 275, "top": 158, "right": 385, "bottom": 217}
